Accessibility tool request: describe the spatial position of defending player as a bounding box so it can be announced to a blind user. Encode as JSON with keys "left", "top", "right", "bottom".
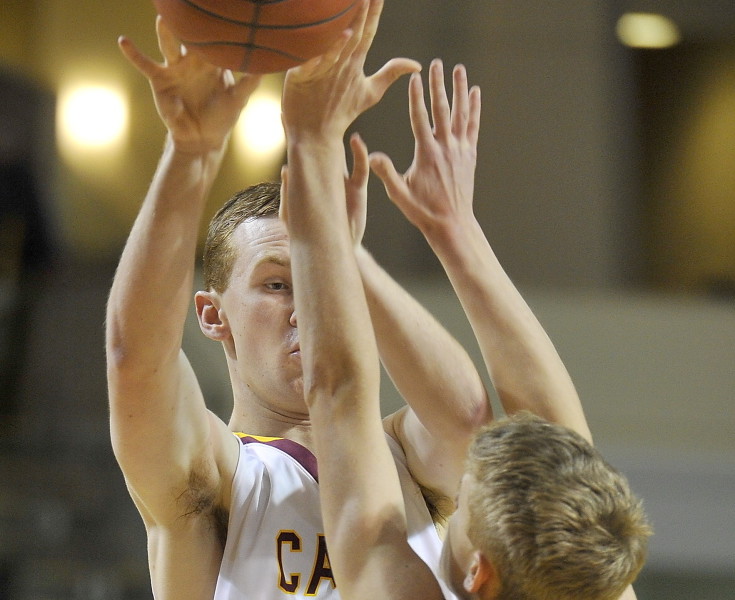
{"left": 281, "top": 31, "right": 651, "bottom": 600}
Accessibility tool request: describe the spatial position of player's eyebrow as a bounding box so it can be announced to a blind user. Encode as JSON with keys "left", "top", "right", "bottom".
{"left": 253, "top": 251, "right": 290, "bottom": 270}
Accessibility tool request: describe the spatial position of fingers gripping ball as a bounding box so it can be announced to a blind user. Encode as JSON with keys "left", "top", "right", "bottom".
{"left": 152, "top": 0, "right": 360, "bottom": 74}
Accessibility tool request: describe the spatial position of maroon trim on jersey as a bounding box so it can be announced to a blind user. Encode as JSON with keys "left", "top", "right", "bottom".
{"left": 238, "top": 435, "right": 319, "bottom": 482}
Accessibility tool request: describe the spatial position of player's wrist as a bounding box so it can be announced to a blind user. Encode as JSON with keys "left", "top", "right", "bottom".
{"left": 283, "top": 116, "right": 349, "bottom": 145}
{"left": 286, "top": 133, "right": 345, "bottom": 157}
{"left": 166, "top": 132, "right": 229, "bottom": 162}
{"left": 421, "top": 210, "right": 480, "bottom": 249}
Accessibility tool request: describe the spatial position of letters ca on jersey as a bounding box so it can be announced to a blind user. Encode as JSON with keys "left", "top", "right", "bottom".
{"left": 277, "top": 531, "right": 335, "bottom": 596}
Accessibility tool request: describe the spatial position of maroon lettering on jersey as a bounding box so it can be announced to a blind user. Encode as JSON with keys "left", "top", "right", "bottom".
{"left": 306, "top": 534, "right": 336, "bottom": 595}
{"left": 277, "top": 530, "right": 302, "bottom": 593}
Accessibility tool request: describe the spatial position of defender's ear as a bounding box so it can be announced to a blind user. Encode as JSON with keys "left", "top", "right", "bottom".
{"left": 195, "top": 290, "right": 229, "bottom": 341}
{"left": 464, "top": 551, "right": 501, "bottom": 598}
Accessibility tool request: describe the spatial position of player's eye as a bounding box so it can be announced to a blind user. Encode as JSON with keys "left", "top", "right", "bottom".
{"left": 265, "top": 281, "right": 290, "bottom": 292}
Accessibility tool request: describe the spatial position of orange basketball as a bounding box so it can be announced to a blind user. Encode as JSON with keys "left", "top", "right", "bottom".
{"left": 152, "top": 0, "right": 359, "bottom": 74}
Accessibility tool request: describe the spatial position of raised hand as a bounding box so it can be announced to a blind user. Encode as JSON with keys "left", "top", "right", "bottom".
{"left": 281, "top": 0, "right": 421, "bottom": 141}
{"left": 118, "top": 16, "right": 261, "bottom": 153}
{"left": 369, "top": 59, "right": 481, "bottom": 235}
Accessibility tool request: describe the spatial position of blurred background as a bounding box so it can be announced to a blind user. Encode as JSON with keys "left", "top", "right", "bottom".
{"left": 1, "top": 0, "right": 734, "bottom": 598}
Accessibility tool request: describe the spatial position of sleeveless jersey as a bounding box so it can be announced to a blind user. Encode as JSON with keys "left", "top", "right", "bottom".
{"left": 213, "top": 432, "right": 455, "bottom": 600}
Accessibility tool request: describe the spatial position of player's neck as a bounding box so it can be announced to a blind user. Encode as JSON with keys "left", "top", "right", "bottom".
{"left": 229, "top": 402, "right": 314, "bottom": 451}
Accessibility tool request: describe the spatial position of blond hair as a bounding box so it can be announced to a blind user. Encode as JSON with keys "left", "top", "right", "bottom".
{"left": 466, "top": 412, "right": 651, "bottom": 600}
{"left": 202, "top": 182, "right": 281, "bottom": 292}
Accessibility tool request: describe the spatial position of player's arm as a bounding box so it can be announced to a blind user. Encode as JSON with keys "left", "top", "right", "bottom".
{"left": 106, "top": 18, "right": 259, "bottom": 535}
{"left": 281, "top": 2, "right": 440, "bottom": 598}
{"left": 370, "top": 60, "right": 592, "bottom": 445}
{"left": 344, "top": 134, "right": 490, "bottom": 502}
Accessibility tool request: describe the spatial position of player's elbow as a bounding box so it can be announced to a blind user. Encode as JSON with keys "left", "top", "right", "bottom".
{"left": 105, "top": 331, "right": 149, "bottom": 382}
{"left": 105, "top": 330, "right": 129, "bottom": 372}
{"left": 466, "top": 385, "right": 493, "bottom": 429}
{"left": 331, "top": 501, "right": 408, "bottom": 557}
{"left": 104, "top": 312, "right": 178, "bottom": 380}
{"left": 105, "top": 308, "right": 135, "bottom": 369}
{"left": 303, "top": 355, "right": 378, "bottom": 411}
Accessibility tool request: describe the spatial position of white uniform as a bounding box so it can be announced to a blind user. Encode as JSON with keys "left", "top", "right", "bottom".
{"left": 214, "top": 433, "right": 454, "bottom": 599}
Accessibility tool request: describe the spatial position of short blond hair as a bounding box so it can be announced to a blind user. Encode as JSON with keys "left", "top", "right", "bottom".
{"left": 466, "top": 412, "right": 651, "bottom": 600}
{"left": 203, "top": 182, "right": 281, "bottom": 293}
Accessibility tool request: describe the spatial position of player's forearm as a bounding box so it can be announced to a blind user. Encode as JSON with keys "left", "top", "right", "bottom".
{"left": 425, "top": 216, "right": 591, "bottom": 441}
{"left": 284, "top": 127, "right": 400, "bottom": 600}
{"left": 356, "top": 246, "right": 490, "bottom": 432}
{"left": 286, "top": 139, "right": 380, "bottom": 405}
{"left": 106, "top": 135, "right": 225, "bottom": 372}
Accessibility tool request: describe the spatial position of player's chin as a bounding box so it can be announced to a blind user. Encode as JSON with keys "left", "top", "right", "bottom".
{"left": 289, "top": 375, "right": 305, "bottom": 402}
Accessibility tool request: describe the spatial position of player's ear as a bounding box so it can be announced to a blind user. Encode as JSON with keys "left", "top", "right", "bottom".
{"left": 195, "top": 290, "right": 229, "bottom": 341}
{"left": 464, "top": 551, "right": 500, "bottom": 598}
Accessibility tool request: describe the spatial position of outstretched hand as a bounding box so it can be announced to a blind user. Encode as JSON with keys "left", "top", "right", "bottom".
{"left": 369, "top": 59, "right": 481, "bottom": 235}
{"left": 281, "top": 0, "right": 421, "bottom": 141}
{"left": 118, "top": 16, "right": 261, "bottom": 153}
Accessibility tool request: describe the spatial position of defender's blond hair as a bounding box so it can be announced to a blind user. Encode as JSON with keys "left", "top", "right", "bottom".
{"left": 466, "top": 412, "right": 651, "bottom": 600}
{"left": 203, "top": 182, "right": 281, "bottom": 293}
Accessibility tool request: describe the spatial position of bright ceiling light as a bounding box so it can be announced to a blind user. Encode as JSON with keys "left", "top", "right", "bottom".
{"left": 57, "top": 84, "right": 127, "bottom": 150}
{"left": 235, "top": 89, "right": 285, "bottom": 158}
{"left": 616, "top": 12, "right": 681, "bottom": 49}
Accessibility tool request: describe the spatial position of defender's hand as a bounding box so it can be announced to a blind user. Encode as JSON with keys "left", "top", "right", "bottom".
{"left": 281, "top": 0, "right": 420, "bottom": 141}
{"left": 370, "top": 60, "right": 481, "bottom": 234}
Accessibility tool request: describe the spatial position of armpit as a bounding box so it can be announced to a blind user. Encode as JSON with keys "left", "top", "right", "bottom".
{"left": 418, "top": 482, "right": 454, "bottom": 535}
{"left": 177, "top": 463, "right": 229, "bottom": 548}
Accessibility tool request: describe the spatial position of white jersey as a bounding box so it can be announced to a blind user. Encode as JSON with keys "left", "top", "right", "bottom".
{"left": 214, "top": 433, "right": 454, "bottom": 600}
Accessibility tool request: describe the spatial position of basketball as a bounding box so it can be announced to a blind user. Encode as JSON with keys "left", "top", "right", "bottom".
{"left": 152, "top": 0, "right": 360, "bottom": 74}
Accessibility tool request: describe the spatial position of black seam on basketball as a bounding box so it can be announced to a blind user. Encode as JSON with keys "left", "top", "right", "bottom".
{"left": 239, "top": 0, "right": 293, "bottom": 5}
{"left": 242, "top": 2, "right": 262, "bottom": 72}
{"left": 177, "top": 0, "right": 358, "bottom": 30}
{"left": 183, "top": 39, "right": 307, "bottom": 64}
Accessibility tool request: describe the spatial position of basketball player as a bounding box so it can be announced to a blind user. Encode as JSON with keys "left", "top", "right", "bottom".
{"left": 280, "top": 26, "right": 651, "bottom": 600}
{"left": 107, "top": 2, "right": 491, "bottom": 598}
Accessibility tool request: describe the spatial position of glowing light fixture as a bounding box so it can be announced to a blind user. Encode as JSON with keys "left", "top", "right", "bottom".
{"left": 57, "top": 84, "right": 128, "bottom": 150}
{"left": 616, "top": 12, "right": 681, "bottom": 49}
{"left": 235, "top": 88, "right": 285, "bottom": 158}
